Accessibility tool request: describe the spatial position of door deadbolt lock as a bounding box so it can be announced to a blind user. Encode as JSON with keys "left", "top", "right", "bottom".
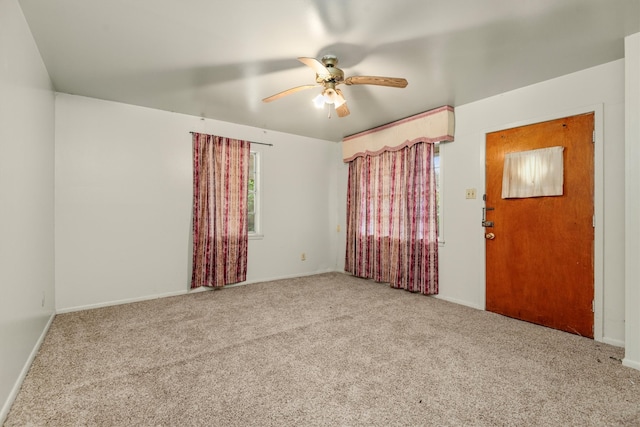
{"left": 482, "top": 207, "right": 495, "bottom": 228}
{"left": 485, "top": 232, "right": 495, "bottom": 240}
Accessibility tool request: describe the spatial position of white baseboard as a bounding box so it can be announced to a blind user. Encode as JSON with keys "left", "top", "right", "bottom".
{"left": 56, "top": 268, "right": 338, "bottom": 314}
{"left": 433, "top": 294, "right": 484, "bottom": 311}
{"left": 56, "top": 289, "right": 192, "bottom": 314}
{"left": 227, "top": 268, "right": 336, "bottom": 288}
{"left": 602, "top": 337, "right": 625, "bottom": 348}
{"left": 622, "top": 357, "right": 640, "bottom": 371}
{"left": 0, "top": 312, "right": 55, "bottom": 425}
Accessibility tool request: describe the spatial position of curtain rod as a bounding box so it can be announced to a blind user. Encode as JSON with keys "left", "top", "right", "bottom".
{"left": 189, "top": 132, "right": 273, "bottom": 147}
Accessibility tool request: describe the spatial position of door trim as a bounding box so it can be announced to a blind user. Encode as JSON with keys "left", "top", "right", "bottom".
{"left": 481, "top": 103, "right": 605, "bottom": 343}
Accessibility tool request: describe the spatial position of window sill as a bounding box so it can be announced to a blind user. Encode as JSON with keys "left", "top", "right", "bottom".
{"left": 249, "top": 233, "right": 264, "bottom": 240}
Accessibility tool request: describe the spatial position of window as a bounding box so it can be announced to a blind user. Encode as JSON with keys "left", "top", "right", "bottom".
{"left": 248, "top": 151, "right": 261, "bottom": 236}
{"left": 434, "top": 144, "right": 443, "bottom": 243}
{"left": 354, "top": 144, "right": 441, "bottom": 241}
{"left": 345, "top": 142, "right": 439, "bottom": 294}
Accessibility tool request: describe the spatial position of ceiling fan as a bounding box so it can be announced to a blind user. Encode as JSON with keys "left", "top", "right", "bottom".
{"left": 262, "top": 55, "right": 408, "bottom": 118}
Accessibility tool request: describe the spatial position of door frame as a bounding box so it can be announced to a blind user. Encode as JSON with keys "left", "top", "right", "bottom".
{"left": 481, "top": 103, "right": 604, "bottom": 342}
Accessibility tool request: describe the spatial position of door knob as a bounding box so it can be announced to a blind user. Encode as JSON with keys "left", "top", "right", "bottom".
{"left": 485, "top": 232, "right": 495, "bottom": 240}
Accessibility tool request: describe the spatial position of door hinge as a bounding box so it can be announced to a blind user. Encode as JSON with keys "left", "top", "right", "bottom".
{"left": 592, "top": 300, "right": 595, "bottom": 313}
{"left": 593, "top": 130, "right": 596, "bottom": 143}
{"left": 593, "top": 215, "right": 595, "bottom": 228}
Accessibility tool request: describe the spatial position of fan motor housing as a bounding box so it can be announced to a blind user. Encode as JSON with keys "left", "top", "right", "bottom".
{"left": 317, "top": 54, "right": 344, "bottom": 83}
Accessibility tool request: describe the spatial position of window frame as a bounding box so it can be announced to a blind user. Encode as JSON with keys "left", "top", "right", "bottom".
{"left": 434, "top": 143, "right": 444, "bottom": 245}
{"left": 248, "top": 150, "right": 263, "bottom": 239}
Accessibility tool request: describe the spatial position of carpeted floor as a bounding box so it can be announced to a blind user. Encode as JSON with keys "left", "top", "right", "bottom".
{"left": 5, "top": 273, "right": 640, "bottom": 426}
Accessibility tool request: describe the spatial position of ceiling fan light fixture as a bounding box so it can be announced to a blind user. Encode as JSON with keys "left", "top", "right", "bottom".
{"left": 320, "top": 88, "right": 336, "bottom": 104}
{"left": 263, "top": 55, "right": 407, "bottom": 119}
{"left": 312, "top": 93, "right": 326, "bottom": 108}
{"left": 313, "top": 88, "right": 339, "bottom": 108}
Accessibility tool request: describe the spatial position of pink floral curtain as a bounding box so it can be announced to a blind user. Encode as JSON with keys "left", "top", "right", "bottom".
{"left": 191, "top": 133, "right": 250, "bottom": 288}
{"left": 345, "top": 142, "right": 438, "bottom": 294}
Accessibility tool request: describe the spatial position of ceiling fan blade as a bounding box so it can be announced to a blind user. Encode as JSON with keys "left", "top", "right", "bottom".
{"left": 335, "top": 102, "right": 350, "bottom": 118}
{"left": 344, "top": 76, "right": 408, "bottom": 88}
{"left": 262, "top": 84, "right": 317, "bottom": 103}
{"left": 297, "top": 57, "right": 331, "bottom": 78}
{"left": 334, "top": 89, "right": 349, "bottom": 117}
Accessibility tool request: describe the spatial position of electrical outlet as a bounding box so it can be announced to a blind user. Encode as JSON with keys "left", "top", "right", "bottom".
{"left": 465, "top": 188, "right": 477, "bottom": 199}
{"left": 301, "top": 252, "right": 306, "bottom": 261}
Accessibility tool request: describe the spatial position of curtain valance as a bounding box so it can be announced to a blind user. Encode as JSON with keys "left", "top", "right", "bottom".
{"left": 342, "top": 105, "right": 454, "bottom": 162}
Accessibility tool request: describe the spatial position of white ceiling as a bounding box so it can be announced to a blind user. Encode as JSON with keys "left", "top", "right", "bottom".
{"left": 18, "top": 0, "right": 640, "bottom": 142}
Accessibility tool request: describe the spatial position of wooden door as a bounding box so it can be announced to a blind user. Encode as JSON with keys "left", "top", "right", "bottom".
{"left": 485, "top": 113, "right": 594, "bottom": 337}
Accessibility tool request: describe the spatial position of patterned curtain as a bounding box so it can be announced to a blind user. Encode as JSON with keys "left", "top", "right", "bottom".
{"left": 191, "top": 133, "right": 250, "bottom": 288}
{"left": 345, "top": 142, "right": 438, "bottom": 294}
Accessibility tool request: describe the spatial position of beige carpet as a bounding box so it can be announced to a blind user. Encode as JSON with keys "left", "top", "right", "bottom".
{"left": 5, "top": 273, "right": 640, "bottom": 426}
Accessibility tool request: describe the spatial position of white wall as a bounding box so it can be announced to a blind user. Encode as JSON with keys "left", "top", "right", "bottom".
{"left": 54, "top": 94, "right": 338, "bottom": 311}
{"left": 0, "top": 0, "right": 55, "bottom": 422}
{"left": 624, "top": 32, "right": 640, "bottom": 370}
{"left": 437, "top": 60, "right": 626, "bottom": 346}
{"left": 332, "top": 153, "right": 349, "bottom": 270}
